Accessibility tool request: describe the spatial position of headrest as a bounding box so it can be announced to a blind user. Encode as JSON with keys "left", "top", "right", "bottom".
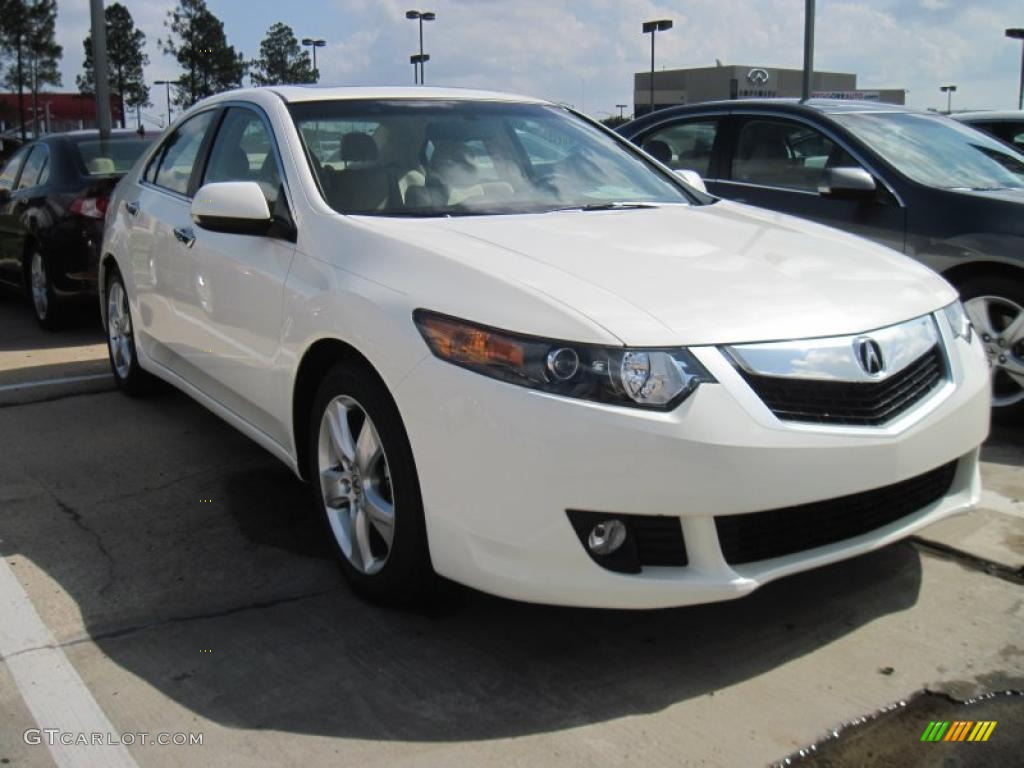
{"left": 87, "top": 157, "right": 116, "bottom": 174}
{"left": 643, "top": 139, "right": 672, "bottom": 165}
{"left": 341, "top": 133, "right": 378, "bottom": 163}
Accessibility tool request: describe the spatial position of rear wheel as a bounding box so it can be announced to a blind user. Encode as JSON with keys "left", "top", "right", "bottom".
{"left": 308, "top": 362, "right": 433, "bottom": 603}
{"left": 959, "top": 275, "right": 1024, "bottom": 414}
{"left": 105, "top": 265, "right": 156, "bottom": 396}
{"left": 28, "top": 249, "right": 62, "bottom": 330}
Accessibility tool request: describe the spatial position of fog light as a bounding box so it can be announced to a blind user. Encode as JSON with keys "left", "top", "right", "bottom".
{"left": 588, "top": 519, "right": 627, "bottom": 555}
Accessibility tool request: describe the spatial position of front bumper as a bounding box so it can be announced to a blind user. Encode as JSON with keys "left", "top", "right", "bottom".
{"left": 395, "top": 320, "right": 990, "bottom": 609}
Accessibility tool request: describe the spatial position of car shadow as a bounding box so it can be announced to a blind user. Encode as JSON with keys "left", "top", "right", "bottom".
{"left": 1, "top": 387, "right": 925, "bottom": 743}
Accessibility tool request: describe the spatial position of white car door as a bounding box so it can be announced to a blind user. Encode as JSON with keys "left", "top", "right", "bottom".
{"left": 176, "top": 105, "right": 297, "bottom": 445}
{"left": 128, "top": 109, "right": 219, "bottom": 369}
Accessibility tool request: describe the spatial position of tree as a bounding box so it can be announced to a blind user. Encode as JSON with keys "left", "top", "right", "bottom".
{"left": 250, "top": 22, "right": 316, "bottom": 86}
{"left": 0, "top": 0, "right": 62, "bottom": 139}
{"left": 77, "top": 3, "right": 150, "bottom": 128}
{"left": 158, "top": 0, "right": 246, "bottom": 109}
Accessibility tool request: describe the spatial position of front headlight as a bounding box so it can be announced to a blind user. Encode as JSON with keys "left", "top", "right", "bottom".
{"left": 414, "top": 310, "right": 715, "bottom": 410}
{"left": 943, "top": 300, "right": 973, "bottom": 342}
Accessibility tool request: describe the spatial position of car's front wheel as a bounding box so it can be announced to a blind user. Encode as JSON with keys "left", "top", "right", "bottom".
{"left": 308, "top": 362, "right": 433, "bottom": 603}
{"left": 960, "top": 275, "right": 1024, "bottom": 414}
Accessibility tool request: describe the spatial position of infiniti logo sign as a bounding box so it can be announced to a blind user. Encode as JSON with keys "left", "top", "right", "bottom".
{"left": 855, "top": 337, "right": 885, "bottom": 375}
{"left": 746, "top": 68, "right": 770, "bottom": 86}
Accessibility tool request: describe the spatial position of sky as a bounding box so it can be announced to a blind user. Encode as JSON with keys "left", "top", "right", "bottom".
{"left": 54, "top": 0, "right": 1024, "bottom": 127}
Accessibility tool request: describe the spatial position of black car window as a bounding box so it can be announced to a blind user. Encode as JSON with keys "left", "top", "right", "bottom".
{"left": 75, "top": 138, "right": 153, "bottom": 176}
{"left": 203, "top": 107, "right": 283, "bottom": 208}
{"left": 148, "top": 111, "right": 217, "bottom": 196}
{"left": 641, "top": 119, "right": 719, "bottom": 176}
{"left": 732, "top": 118, "right": 859, "bottom": 192}
{"left": 0, "top": 145, "right": 30, "bottom": 192}
{"left": 16, "top": 145, "right": 49, "bottom": 190}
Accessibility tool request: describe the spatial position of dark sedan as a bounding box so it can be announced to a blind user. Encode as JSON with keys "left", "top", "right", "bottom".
{"left": 620, "top": 99, "right": 1024, "bottom": 412}
{"left": 953, "top": 111, "right": 1024, "bottom": 152}
{"left": 0, "top": 130, "right": 156, "bottom": 329}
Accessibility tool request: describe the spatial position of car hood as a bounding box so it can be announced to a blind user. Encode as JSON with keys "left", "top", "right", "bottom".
{"left": 361, "top": 201, "right": 956, "bottom": 346}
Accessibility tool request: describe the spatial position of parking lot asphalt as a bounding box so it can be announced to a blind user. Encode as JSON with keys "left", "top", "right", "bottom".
{"left": 0, "top": 295, "right": 1022, "bottom": 767}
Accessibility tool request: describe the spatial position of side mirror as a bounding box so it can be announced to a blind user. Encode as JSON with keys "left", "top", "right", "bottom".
{"left": 818, "top": 167, "right": 876, "bottom": 199}
{"left": 674, "top": 169, "right": 707, "bottom": 194}
{"left": 191, "top": 181, "right": 271, "bottom": 236}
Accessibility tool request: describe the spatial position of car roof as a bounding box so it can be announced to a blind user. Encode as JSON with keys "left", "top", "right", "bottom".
{"left": 952, "top": 111, "right": 1024, "bottom": 123}
{"left": 650, "top": 97, "right": 916, "bottom": 115}
{"left": 258, "top": 85, "right": 549, "bottom": 105}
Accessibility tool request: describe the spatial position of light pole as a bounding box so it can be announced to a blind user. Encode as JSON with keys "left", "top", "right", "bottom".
{"left": 642, "top": 19, "right": 672, "bottom": 115}
{"left": 1007, "top": 28, "right": 1024, "bottom": 110}
{"left": 616, "top": 103, "right": 628, "bottom": 119}
{"left": 802, "top": 0, "right": 816, "bottom": 101}
{"left": 940, "top": 84, "right": 957, "bottom": 114}
{"left": 153, "top": 80, "right": 178, "bottom": 127}
{"left": 406, "top": 10, "right": 436, "bottom": 85}
{"left": 302, "top": 38, "right": 326, "bottom": 83}
{"left": 410, "top": 54, "right": 430, "bottom": 84}
{"left": 90, "top": 0, "right": 112, "bottom": 138}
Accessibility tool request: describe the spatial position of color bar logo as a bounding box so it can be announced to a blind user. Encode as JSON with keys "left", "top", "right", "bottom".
{"left": 920, "top": 721, "right": 997, "bottom": 742}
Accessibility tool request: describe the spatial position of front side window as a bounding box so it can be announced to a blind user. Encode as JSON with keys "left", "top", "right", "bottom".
{"left": 203, "top": 107, "right": 283, "bottom": 207}
{"left": 834, "top": 112, "right": 1024, "bottom": 190}
{"left": 290, "top": 100, "right": 695, "bottom": 216}
{"left": 0, "top": 145, "right": 30, "bottom": 192}
{"left": 641, "top": 119, "right": 719, "bottom": 176}
{"left": 732, "top": 118, "right": 858, "bottom": 192}
{"left": 148, "top": 111, "right": 217, "bottom": 196}
{"left": 15, "top": 145, "right": 49, "bottom": 189}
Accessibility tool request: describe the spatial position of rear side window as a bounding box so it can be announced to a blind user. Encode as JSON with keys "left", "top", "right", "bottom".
{"left": 75, "top": 138, "right": 153, "bottom": 176}
{"left": 640, "top": 119, "right": 719, "bottom": 176}
{"left": 146, "top": 111, "right": 217, "bottom": 196}
{"left": 15, "top": 145, "right": 49, "bottom": 189}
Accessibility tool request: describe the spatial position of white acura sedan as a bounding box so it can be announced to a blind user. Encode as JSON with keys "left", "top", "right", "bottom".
{"left": 101, "top": 87, "right": 990, "bottom": 608}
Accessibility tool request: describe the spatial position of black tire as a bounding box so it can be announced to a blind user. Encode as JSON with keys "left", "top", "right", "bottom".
{"left": 104, "top": 264, "right": 157, "bottom": 397}
{"left": 956, "top": 274, "right": 1024, "bottom": 418}
{"left": 307, "top": 361, "right": 434, "bottom": 604}
{"left": 26, "top": 247, "right": 63, "bottom": 331}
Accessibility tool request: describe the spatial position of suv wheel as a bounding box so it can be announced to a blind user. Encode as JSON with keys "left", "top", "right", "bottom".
{"left": 959, "top": 275, "right": 1024, "bottom": 413}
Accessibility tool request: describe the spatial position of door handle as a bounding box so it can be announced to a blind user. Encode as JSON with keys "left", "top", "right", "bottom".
{"left": 124, "top": 201, "right": 140, "bottom": 216}
{"left": 173, "top": 226, "right": 196, "bottom": 248}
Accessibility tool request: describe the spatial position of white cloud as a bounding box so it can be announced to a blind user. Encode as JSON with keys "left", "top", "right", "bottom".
{"left": 55, "top": 0, "right": 1024, "bottom": 123}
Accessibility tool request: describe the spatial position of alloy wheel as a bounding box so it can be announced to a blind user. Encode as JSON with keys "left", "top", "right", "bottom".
{"left": 964, "top": 294, "right": 1024, "bottom": 407}
{"left": 30, "top": 252, "right": 48, "bottom": 320}
{"left": 317, "top": 395, "right": 396, "bottom": 575}
{"left": 107, "top": 280, "right": 134, "bottom": 379}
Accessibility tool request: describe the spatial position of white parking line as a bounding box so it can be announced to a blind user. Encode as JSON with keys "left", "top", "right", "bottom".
{"left": 0, "top": 373, "right": 111, "bottom": 393}
{"left": 0, "top": 556, "right": 138, "bottom": 768}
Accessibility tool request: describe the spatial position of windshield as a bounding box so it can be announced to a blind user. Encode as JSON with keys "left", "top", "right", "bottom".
{"left": 73, "top": 137, "right": 155, "bottom": 176}
{"left": 289, "top": 100, "right": 694, "bottom": 216}
{"left": 832, "top": 112, "right": 1024, "bottom": 191}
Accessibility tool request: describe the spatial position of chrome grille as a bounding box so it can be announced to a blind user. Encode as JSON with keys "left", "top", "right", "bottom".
{"left": 737, "top": 345, "right": 945, "bottom": 426}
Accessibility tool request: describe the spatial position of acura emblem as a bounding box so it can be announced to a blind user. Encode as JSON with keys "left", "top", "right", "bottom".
{"left": 747, "top": 68, "right": 770, "bottom": 86}
{"left": 855, "top": 338, "right": 885, "bottom": 375}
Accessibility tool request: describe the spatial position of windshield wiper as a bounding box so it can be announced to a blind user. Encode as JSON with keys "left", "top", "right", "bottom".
{"left": 547, "top": 201, "right": 661, "bottom": 213}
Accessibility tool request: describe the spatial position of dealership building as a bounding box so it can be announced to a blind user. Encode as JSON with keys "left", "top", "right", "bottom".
{"left": 633, "top": 64, "right": 906, "bottom": 116}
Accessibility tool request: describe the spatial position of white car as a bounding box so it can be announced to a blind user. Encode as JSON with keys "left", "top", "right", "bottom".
{"left": 101, "top": 87, "right": 991, "bottom": 609}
